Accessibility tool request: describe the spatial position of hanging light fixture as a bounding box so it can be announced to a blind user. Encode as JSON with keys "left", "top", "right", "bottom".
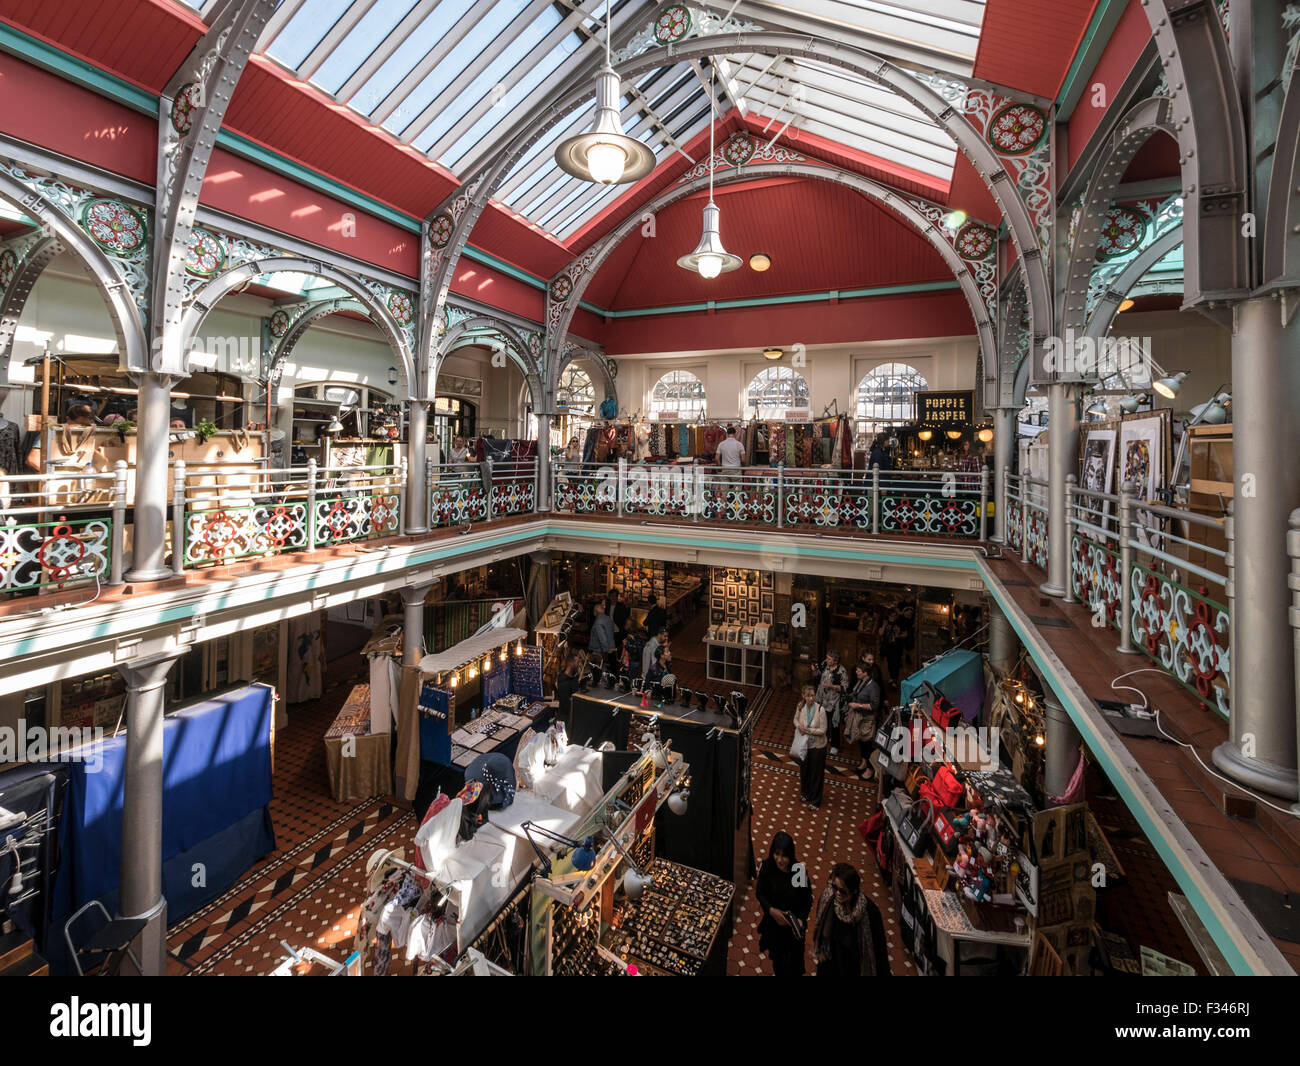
{"left": 553, "top": 0, "right": 654, "bottom": 185}
{"left": 498, "top": 645, "right": 508, "bottom": 663}
{"left": 678, "top": 90, "right": 741, "bottom": 279}
{"left": 977, "top": 426, "right": 994, "bottom": 443}
{"left": 482, "top": 655, "right": 491, "bottom": 674}
{"left": 945, "top": 429, "right": 963, "bottom": 441}
{"left": 917, "top": 429, "right": 932, "bottom": 442}
{"left": 1153, "top": 371, "right": 1189, "bottom": 399}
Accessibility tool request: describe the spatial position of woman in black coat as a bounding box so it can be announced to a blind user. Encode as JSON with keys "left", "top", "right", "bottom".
{"left": 756, "top": 832, "right": 813, "bottom": 977}
{"left": 813, "top": 862, "right": 891, "bottom": 976}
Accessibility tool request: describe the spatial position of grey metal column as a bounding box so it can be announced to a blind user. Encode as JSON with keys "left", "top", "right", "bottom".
{"left": 125, "top": 372, "right": 177, "bottom": 582}
{"left": 991, "top": 406, "right": 1017, "bottom": 542}
{"left": 535, "top": 410, "right": 553, "bottom": 513}
{"left": 1289, "top": 509, "right": 1300, "bottom": 816}
{"left": 117, "top": 651, "right": 182, "bottom": 975}
{"left": 528, "top": 549, "right": 554, "bottom": 627}
{"left": 402, "top": 583, "right": 431, "bottom": 665}
{"left": 988, "top": 605, "right": 1018, "bottom": 676}
{"left": 1213, "top": 297, "right": 1300, "bottom": 800}
{"left": 1043, "top": 695, "right": 1081, "bottom": 803}
{"left": 405, "top": 400, "right": 430, "bottom": 534}
{"left": 1041, "top": 383, "right": 1077, "bottom": 597}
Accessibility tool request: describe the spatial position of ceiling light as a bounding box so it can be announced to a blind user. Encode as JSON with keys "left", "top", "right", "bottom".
{"left": 917, "top": 429, "right": 932, "bottom": 441}
{"left": 750, "top": 253, "right": 771, "bottom": 272}
{"left": 763, "top": 348, "right": 783, "bottom": 361}
{"left": 679, "top": 102, "right": 741, "bottom": 278}
{"left": 977, "top": 427, "right": 994, "bottom": 443}
{"left": 552, "top": 0, "right": 654, "bottom": 186}
{"left": 946, "top": 429, "right": 963, "bottom": 440}
{"left": 1118, "top": 298, "right": 1136, "bottom": 312}
{"left": 1153, "top": 371, "right": 1188, "bottom": 399}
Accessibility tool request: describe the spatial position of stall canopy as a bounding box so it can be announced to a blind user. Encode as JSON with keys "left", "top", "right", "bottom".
{"left": 900, "top": 649, "right": 986, "bottom": 724}
{"left": 418, "top": 628, "right": 527, "bottom": 676}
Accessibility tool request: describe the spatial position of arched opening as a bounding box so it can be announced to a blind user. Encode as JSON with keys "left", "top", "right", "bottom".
{"left": 746, "top": 366, "right": 809, "bottom": 420}
{"left": 855, "top": 362, "right": 929, "bottom": 438}
{"left": 650, "top": 370, "right": 706, "bottom": 421}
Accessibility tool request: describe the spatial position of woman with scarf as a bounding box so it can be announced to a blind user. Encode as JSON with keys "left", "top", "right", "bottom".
{"left": 813, "top": 863, "right": 890, "bottom": 976}
{"left": 843, "top": 659, "right": 883, "bottom": 781}
{"left": 815, "top": 650, "right": 848, "bottom": 756}
{"left": 756, "top": 832, "right": 813, "bottom": 977}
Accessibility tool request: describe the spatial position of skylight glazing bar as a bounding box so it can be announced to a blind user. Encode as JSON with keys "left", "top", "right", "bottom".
{"left": 297, "top": 0, "right": 380, "bottom": 81}
{"left": 368, "top": 0, "right": 485, "bottom": 123}
{"left": 335, "top": 1, "right": 429, "bottom": 103}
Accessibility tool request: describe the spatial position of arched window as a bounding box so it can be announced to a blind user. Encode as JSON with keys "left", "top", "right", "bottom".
{"left": 746, "top": 367, "right": 810, "bottom": 419}
{"left": 650, "top": 370, "right": 706, "bottom": 420}
{"left": 855, "top": 362, "right": 928, "bottom": 436}
{"left": 555, "top": 364, "right": 596, "bottom": 444}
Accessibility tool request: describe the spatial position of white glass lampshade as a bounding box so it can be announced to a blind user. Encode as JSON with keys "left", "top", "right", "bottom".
{"left": 585, "top": 141, "right": 626, "bottom": 184}
{"left": 553, "top": 68, "right": 655, "bottom": 185}
{"left": 697, "top": 254, "right": 723, "bottom": 279}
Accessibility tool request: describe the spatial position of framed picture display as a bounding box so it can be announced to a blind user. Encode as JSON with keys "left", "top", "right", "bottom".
{"left": 760, "top": 572, "right": 774, "bottom": 591}
{"left": 761, "top": 591, "right": 774, "bottom": 613}
{"left": 1080, "top": 429, "right": 1116, "bottom": 497}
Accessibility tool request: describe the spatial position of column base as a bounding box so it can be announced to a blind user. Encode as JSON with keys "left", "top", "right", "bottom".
{"left": 404, "top": 525, "right": 430, "bottom": 536}
{"left": 123, "top": 566, "right": 179, "bottom": 584}
{"left": 117, "top": 896, "right": 168, "bottom": 976}
{"left": 1211, "top": 741, "right": 1299, "bottom": 801}
{"left": 1039, "top": 581, "right": 1066, "bottom": 598}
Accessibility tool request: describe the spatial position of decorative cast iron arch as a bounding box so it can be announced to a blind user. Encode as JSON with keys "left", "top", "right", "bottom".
{"left": 182, "top": 257, "right": 416, "bottom": 396}
{"left": 1137, "top": 1, "right": 1249, "bottom": 303}
{"left": 438, "top": 315, "right": 542, "bottom": 410}
{"left": 1058, "top": 96, "right": 1178, "bottom": 342}
{"left": 0, "top": 175, "right": 149, "bottom": 378}
{"left": 263, "top": 297, "right": 380, "bottom": 390}
{"left": 1013, "top": 224, "right": 1186, "bottom": 404}
{"left": 554, "top": 343, "right": 617, "bottom": 407}
{"left": 421, "top": 30, "right": 1052, "bottom": 384}
{"left": 542, "top": 162, "right": 1000, "bottom": 399}
{"left": 1263, "top": 55, "right": 1300, "bottom": 287}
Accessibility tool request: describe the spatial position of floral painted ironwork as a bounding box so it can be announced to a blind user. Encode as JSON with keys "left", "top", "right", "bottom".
{"left": 1070, "top": 532, "right": 1121, "bottom": 630}
{"left": 184, "top": 226, "right": 226, "bottom": 276}
{"left": 269, "top": 308, "right": 291, "bottom": 337}
{"left": 1095, "top": 206, "right": 1147, "bottom": 261}
{"left": 431, "top": 472, "right": 491, "bottom": 526}
{"left": 1007, "top": 496, "right": 1024, "bottom": 554}
{"left": 0, "top": 517, "right": 111, "bottom": 591}
{"left": 783, "top": 480, "right": 872, "bottom": 529}
{"left": 387, "top": 291, "right": 414, "bottom": 326}
{"left": 315, "top": 491, "right": 401, "bottom": 545}
{"left": 956, "top": 222, "right": 996, "bottom": 261}
{"left": 170, "top": 83, "right": 202, "bottom": 135}
{"left": 722, "top": 132, "right": 756, "bottom": 167}
{"left": 1130, "top": 565, "right": 1230, "bottom": 718}
{"left": 429, "top": 213, "right": 454, "bottom": 249}
{"left": 81, "top": 199, "right": 148, "bottom": 258}
{"left": 0, "top": 248, "right": 16, "bottom": 293}
{"left": 880, "top": 491, "right": 979, "bottom": 538}
{"left": 1024, "top": 504, "right": 1048, "bottom": 570}
{"left": 490, "top": 476, "right": 536, "bottom": 518}
{"left": 184, "top": 502, "right": 308, "bottom": 566}
{"left": 655, "top": 3, "right": 691, "bottom": 41}
{"left": 700, "top": 479, "right": 777, "bottom": 524}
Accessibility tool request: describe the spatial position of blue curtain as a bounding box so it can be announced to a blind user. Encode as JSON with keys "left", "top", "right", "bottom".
{"left": 900, "top": 649, "right": 986, "bottom": 723}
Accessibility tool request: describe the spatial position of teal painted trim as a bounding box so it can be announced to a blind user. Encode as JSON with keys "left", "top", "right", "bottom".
{"left": 0, "top": 23, "right": 156, "bottom": 114}
{"left": 980, "top": 563, "right": 1257, "bottom": 975}
{"left": 547, "top": 523, "right": 979, "bottom": 570}
{"left": 1056, "top": 0, "right": 1125, "bottom": 118}
{"left": 598, "top": 280, "right": 961, "bottom": 319}
{"left": 460, "top": 245, "right": 545, "bottom": 291}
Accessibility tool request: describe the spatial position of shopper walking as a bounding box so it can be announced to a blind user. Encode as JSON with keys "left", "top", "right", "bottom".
{"left": 813, "top": 863, "right": 890, "bottom": 976}
{"left": 844, "top": 660, "right": 882, "bottom": 780}
{"left": 608, "top": 588, "right": 630, "bottom": 647}
{"left": 588, "top": 600, "right": 617, "bottom": 669}
{"left": 641, "top": 626, "right": 668, "bottom": 680}
{"left": 756, "top": 831, "right": 813, "bottom": 977}
{"left": 644, "top": 594, "right": 668, "bottom": 641}
{"left": 815, "top": 650, "right": 847, "bottom": 756}
{"left": 793, "top": 684, "right": 828, "bottom": 807}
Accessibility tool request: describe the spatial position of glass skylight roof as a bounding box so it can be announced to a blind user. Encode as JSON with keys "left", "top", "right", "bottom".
{"left": 183, "top": 0, "right": 989, "bottom": 240}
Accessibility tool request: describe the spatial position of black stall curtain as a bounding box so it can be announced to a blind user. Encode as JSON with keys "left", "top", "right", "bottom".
{"left": 655, "top": 718, "right": 738, "bottom": 881}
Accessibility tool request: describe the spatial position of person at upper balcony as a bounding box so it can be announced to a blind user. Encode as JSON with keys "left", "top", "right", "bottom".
{"left": 564, "top": 436, "right": 582, "bottom": 463}
{"left": 868, "top": 436, "right": 890, "bottom": 472}
{"left": 716, "top": 425, "right": 745, "bottom": 468}
{"left": 448, "top": 435, "right": 470, "bottom": 467}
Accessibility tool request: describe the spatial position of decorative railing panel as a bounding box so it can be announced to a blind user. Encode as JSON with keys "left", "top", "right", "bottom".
{"left": 0, "top": 516, "right": 112, "bottom": 591}
{"left": 184, "top": 502, "right": 307, "bottom": 565}
{"left": 1070, "top": 531, "right": 1121, "bottom": 630}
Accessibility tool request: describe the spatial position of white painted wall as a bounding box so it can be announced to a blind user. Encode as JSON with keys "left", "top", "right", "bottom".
{"left": 613, "top": 335, "right": 980, "bottom": 421}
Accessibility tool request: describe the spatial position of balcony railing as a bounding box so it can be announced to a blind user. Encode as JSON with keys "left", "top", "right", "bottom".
{"left": 0, "top": 463, "right": 126, "bottom": 593}
{"left": 176, "top": 459, "right": 406, "bottom": 570}
{"left": 1005, "top": 472, "right": 1049, "bottom": 572}
{"left": 426, "top": 458, "right": 538, "bottom": 528}
{"left": 552, "top": 461, "right": 988, "bottom": 539}
{"left": 1066, "top": 481, "right": 1230, "bottom": 719}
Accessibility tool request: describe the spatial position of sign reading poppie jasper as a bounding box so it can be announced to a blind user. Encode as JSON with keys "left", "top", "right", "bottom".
{"left": 916, "top": 390, "right": 974, "bottom": 427}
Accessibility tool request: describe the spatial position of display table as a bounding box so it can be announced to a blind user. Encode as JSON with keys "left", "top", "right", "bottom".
{"left": 883, "top": 798, "right": 1030, "bottom": 975}
{"left": 447, "top": 706, "right": 534, "bottom": 768}
{"left": 323, "top": 684, "right": 392, "bottom": 802}
{"left": 705, "top": 638, "right": 767, "bottom": 687}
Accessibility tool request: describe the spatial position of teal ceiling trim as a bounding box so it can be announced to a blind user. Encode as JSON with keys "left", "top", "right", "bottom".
{"left": 597, "top": 280, "right": 962, "bottom": 319}
{"left": 1056, "top": 0, "right": 1127, "bottom": 120}
{"left": 0, "top": 23, "right": 157, "bottom": 114}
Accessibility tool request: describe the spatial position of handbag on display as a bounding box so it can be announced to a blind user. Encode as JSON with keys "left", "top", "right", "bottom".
{"left": 904, "top": 763, "right": 928, "bottom": 798}
{"left": 895, "top": 794, "right": 933, "bottom": 855}
{"left": 932, "top": 806, "right": 961, "bottom": 857}
{"left": 874, "top": 704, "right": 902, "bottom": 755}
{"left": 931, "top": 695, "right": 961, "bottom": 730}
{"left": 921, "top": 763, "right": 965, "bottom": 809}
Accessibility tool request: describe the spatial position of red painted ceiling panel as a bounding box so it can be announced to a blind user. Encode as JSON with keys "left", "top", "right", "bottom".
{"left": 1067, "top": 0, "right": 1154, "bottom": 171}
{"left": 583, "top": 178, "right": 953, "bottom": 311}
{"left": 596, "top": 290, "right": 976, "bottom": 355}
{"left": 946, "top": 156, "right": 1002, "bottom": 228}
{"left": 0, "top": 52, "right": 156, "bottom": 183}
{"left": 0, "top": 0, "right": 202, "bottom": 93}
{"left": 1121, "top": 131, "right": 1179, "bottom": 182}
{"left": 972, "top": 0, "right": 1100, "bottom": 99}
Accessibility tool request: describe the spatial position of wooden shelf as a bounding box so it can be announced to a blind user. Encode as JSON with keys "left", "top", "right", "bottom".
{"left": 705, "top": 641, "right": 767, "bottom": 687}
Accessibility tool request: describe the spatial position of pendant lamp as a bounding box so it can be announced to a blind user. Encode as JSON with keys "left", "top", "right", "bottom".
{"left": 553, "top": 0, "right": 654, "bottom": 186}
{"left": 678, "top": 98, "right": 741, "bottom": 278}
